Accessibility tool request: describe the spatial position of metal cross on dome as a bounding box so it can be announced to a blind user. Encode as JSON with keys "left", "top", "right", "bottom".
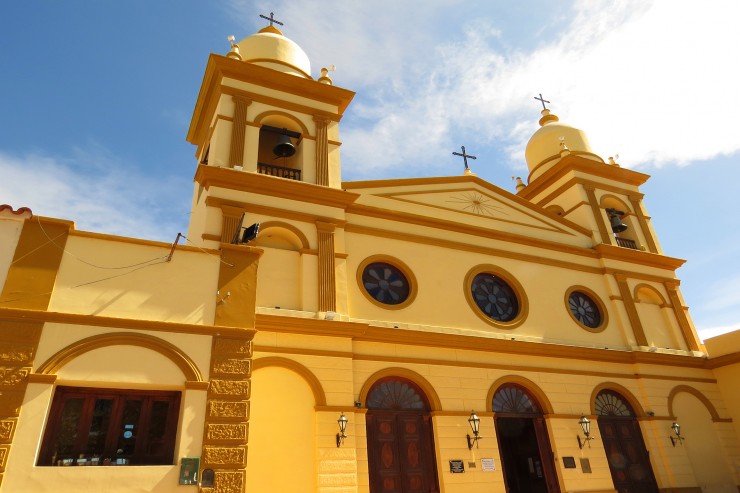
{"left": 452, "top": 146, "right": 477, "bottom": 171}
{"left": 260, "top": 11, "right": 284, "bottom": 27}
{"left": 534, "top": 93, "right": 551, "bottom": 110}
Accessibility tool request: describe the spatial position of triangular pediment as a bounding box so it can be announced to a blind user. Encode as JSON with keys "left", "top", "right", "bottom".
{"left": 344, "top": 175, "right": 593, "bottom": 246}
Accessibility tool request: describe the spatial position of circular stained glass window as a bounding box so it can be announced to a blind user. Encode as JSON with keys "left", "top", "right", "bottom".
{"left": 362, "top": 262, "right": 410, "bottom": 305}
{"left": 568, "top": 291, "right": 602, "bottom": 328}
{"left": 471, "top": 273, "right": 519, "bottom": 322}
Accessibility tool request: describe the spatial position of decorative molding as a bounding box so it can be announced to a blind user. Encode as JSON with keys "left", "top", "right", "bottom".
{"left": 316, "top": 221, "right": 337, "bottom": 311}
{"left": 228, "top": 97, "right": 251, "bottom": 167}
{"left": 664, "top": 283, "right": 701, "bottom": 352}
{"left": 194, "top": 165, "right": 360, "bottom": 209}
{"left": 314, "top": 117, "right": 330, "bottom": 186}
{"left": 36, "top": 332, "right": 204, "bottom": 382}
{"left": 253, "top": 344, "right": 716, "bottom": 383}
{"left": 667, "top": 384, "right": 725, "bottom": 422}
{"left": 252, "top": 356, "right": 326, "bottom": 406}
{"left": 614, "top": 274, "right": 648, "bottom": 346}
{"left": 358, "top": 367, "right": 442, "bottom": 411}
{"left": 254, "top": 313, "right": 710, "bottom": 368}
{"left": 0, "top": 307, "right": 255, "bottom": 338}
{"left": 589, "top": 382, "right": 647, "bottom": 417}
{"left": 628, "top": 196, "right": 658, "bottom": 253}
{"left": 200, "top": 334, "right": 253, "bottom": 493}
{"left": 486, "top": 375, "right": 555, "bottom": 414}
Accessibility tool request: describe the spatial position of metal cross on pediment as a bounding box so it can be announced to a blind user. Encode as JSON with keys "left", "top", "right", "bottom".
{"left": 452, "top": 146, "right": 477, "bottom": 171}
{"left": 534, "top": 93, "right": 550, "bottom": 110}
{"left": 260, "top": 12, "right": 284, "bottom": 27}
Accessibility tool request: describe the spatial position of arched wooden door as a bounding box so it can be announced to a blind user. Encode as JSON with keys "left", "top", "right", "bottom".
{"left": 493, "top": 384, "right": 561, "bottom": 493}
{"left": 595, "top": 390, "right": 658, "bottom": 493}
{"left": 365, "top": 377, "right": 439, "bottom": 493}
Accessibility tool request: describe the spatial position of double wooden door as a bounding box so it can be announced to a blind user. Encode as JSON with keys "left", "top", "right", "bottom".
{"left": 366, "top": 411, "right": 439, "bottom": 493}
{"left": 598, "top": 417, "right": 658, "bottom": 493}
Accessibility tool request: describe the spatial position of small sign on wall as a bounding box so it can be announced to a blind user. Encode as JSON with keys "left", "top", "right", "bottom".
{"left": 179, "top": 457, "right": 200, "bottom": 485}
{"left": 481, "top": 458, "right": 496, "bottom": 471}
{"left": 562, "top": 456, "right": 577, "bottom": 469}
{"left": 449, "top": 460, "right": 465, "bottom": 473}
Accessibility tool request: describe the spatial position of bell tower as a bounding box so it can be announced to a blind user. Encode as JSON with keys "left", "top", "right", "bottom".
{"left": 516, "top": 106, "right": 661, "bottom": 255}
{"left": 185, "top": 20, "right": 355, "bottom": 247}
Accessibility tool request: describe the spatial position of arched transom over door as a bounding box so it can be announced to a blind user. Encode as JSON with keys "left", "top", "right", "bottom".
{"left": 365, "top": 378, "right": 439, "bottom": 493}
{"left": 493, "top": 384, "right": 561, "bottom": 493}
{"left": 595, "top": 390, "right": 658, "bottom": 493}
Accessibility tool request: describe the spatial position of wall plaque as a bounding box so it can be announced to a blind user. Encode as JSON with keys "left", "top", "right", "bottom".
{"left": 179, "top": 457, "right": 200, "bottom": 485}
{"left": 580, "top": 458, "right": 592, "bottom": 473}
{"left": 481, "top": 458, "right": 496, "bottom": 471}
{"left": 562, "top": 456, "right": 576, "bottom": 469}
{"left": 449, "top": 459, "right": 465, "bottom": 473}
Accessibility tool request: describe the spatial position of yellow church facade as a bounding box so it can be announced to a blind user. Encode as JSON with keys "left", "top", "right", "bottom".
{"left": 1, "top": 21, "right": 739, "bottom": 493}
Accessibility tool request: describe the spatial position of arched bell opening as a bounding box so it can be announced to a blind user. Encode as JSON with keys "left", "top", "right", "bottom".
{"left": 256, "top": 114, "right": 304, "bottom": 181}
{"left": 601, "top": 196, "right": 640, "bottom": 250}
{"left": 594, "top": 389, "right": 658, "bottom": 493}
{"left": 492, "top": 383, "right": 561, "bottom": 493}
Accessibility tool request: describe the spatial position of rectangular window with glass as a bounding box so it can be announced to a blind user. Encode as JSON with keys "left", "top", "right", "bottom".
{"left": 38, "top": 386, "right": 181, "bottom": 466}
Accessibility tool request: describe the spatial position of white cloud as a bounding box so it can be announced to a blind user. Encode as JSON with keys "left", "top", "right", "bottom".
{"left": 229, "top": 0, "right": 740, "bottom": 176}
{"left": 698, "top": 323, "right": 740, "bottom": 343}
{"left": 0, "top": 146, "right": 189, "bottom": 242}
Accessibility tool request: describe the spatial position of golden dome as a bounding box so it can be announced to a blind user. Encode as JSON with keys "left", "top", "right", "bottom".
{"left": 525, "top": 109, "right": 603, "bottom": 182}
{"left": 236, "top": 26, "right": 311, "bottom": 79}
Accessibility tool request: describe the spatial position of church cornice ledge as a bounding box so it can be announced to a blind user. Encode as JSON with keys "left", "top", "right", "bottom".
{"left": 519, "top": 154, "right": 650, "bottom": 200}
{"left": 254, "top": 313, "right": 708, "bottom": 368}
{"left": 345, "top": 203, "right": 597, "bottom": 257}
{"left": 187, "top": 54, "right": 355, "bottom": 145}
{"left": 0, "top": 307, "right": 255, "bottom": 338}
{"left": 194, "top": 165, "right": 360, "bottom": 209}
{"left": 594, "top": 243, "right": 686, "bottom": 271}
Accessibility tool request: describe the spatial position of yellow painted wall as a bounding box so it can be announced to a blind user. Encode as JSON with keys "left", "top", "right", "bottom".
{"left": 672, "top": 391, "right": 737, "bottom": 492}
{"left": 47, "top": 235, "right": 220, "bottom": 325}
{"left": 245, "top": 366, "right": 316, "bottom": 492}
{"left": 3, "top": 365, "right": 207, "bottom": 493}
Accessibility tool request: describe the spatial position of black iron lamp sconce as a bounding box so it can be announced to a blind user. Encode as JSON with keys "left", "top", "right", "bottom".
{"left": 670, "top": 422, "right": 685, "bottom": 447}
{"left": 466, "top": 410, "right": 482, "bottom": 449}
{"left": 336, "top": 413, "right": 348, "bottom": 447}
{"left": 578, "top": 415, "right": 594, "bottom": 449}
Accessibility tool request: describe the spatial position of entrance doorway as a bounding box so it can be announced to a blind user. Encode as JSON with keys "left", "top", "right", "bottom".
{"left": 365, "top": 377, "right": 439, "bottom": 493}
{"left": 595, "top": 390, "right": 658, "bottom": 493}
{"left": 493, "top": 384, "right": 561, "bottom": 493}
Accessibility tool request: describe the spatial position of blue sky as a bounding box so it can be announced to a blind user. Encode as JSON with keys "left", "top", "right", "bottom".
{"left": 2, "top": 1, "right": 739, "bottom": 341}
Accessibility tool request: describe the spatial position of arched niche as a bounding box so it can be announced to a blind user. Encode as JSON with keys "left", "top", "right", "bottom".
{"left": 634, "top": 284, "right": 681, "bottom": 349}
{"left": 247, "top": 358, "right": 318, "bottom": 492}
{"left": 600, "top": 194, "right": 640, "bottom": 246}
{"left": 633, "top": 284, "right": 668, "bottom": 306}
{"left": 36, "top": 332, "right": 203, "bottom": 383}
{"left": 253, "top": 221, "right": 309, "bottom": 251}
{"left": 252, "top": 356, "right": 326, "bottom": 406}
{"left": 667, "top": 385, "right": 721, "bottom": 421}
{"left": 253, "top": 111, "right": 309, "bottom": 181}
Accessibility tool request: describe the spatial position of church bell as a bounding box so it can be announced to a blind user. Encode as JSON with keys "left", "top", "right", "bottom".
{"left": 273, "top": 133, "right": 296, "bottom": 158}
{"left": 606, "top": 208, "right": 628, "bottom": 234}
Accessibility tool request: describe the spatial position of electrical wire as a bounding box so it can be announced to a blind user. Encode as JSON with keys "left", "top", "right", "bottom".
{"left": 32, "top": 215, "right": 170, "bottom": 269}
{"left": 183, "top": 235, "right": 235, "bottom": 267}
